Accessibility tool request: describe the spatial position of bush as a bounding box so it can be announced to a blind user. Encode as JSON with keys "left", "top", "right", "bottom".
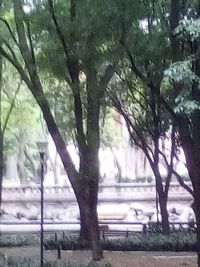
{"left": 0, "top": 257, "right": 112, "bottom": 267}
{"left": 0, "top": 234, "right": 40, "bottom": 247}
{"left": 0, "top": 232, "right": 197, "bottom": 253}
{"left": 44, "top": 232, "right": 197, "bottom": 252}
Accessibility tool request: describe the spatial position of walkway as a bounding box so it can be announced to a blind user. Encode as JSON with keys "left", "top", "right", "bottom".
{"left": 0, "top": 246, "right": 197, "bottom": 267}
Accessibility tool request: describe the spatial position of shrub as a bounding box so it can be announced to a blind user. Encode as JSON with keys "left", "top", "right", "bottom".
{"left": 0, "top": 232, "right": 197, "bottom": 253}
{"left": 0, "top": 234, "right": 40, "bottom": 247}
{"left": 44, "top": 232, "right": 197, "bottom": 252}
{"left": 0, "top": 257, "right": 112, "bottom": 267}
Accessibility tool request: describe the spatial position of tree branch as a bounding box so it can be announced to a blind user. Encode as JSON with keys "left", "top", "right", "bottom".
{"left": 0, "top": 46, "right": 32, "bottom": 89}
{"left": 126, "top": 49, "right": 147, "bottom": 83}
{"left": 26, "top": 21, "right": 36, "bottom": 65}
{"left": 1, "top": 38, "right": 18, "bottom": 62}
{"left": 0, "top": 17, "right": 19, "bottom": 46}
{"left": 24, "top": 148, "right": 37, "bottom": 178}
{"left": 164, "top": 125, "right": 175, "bottom": 194}
{"left": 48, "top": 0, "right": 69, "bottom": 58}
{"left": 13, "top": 1, "right": 38, "bottom": 84}
{"left": 2, "top": 78, "right": 22, "bottom": 135}
{"left": 124, "top": 45, "right": 178, "bottom": 120}
{"left": 99, "top": 63, "right": 117, "bottom": 92}
{"left": 172, "top": 169, "right": 194, "bottom": 196}
{"left": 111, "top": 95, "right": 154, "bottom": 165}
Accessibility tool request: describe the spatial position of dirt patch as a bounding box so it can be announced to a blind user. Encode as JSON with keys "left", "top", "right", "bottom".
{"left": 0, "top": 247, "right": 197, "bottom": 267}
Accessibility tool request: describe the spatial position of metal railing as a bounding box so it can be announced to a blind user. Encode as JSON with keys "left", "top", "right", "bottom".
{"left": 0, "top": 220, "right": 196, "bottom": 236}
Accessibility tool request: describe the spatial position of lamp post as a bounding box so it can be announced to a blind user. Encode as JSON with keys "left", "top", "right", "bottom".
{"left": 37, "top": 141, "right": 47, "bottom": 267}
{"left": 155, "top": 179, "right": 159, "bottom": 225}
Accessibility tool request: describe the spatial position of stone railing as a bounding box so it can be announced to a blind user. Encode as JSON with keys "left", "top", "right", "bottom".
{"left": 2, "top": 182, "right": 192, "bottom": 195}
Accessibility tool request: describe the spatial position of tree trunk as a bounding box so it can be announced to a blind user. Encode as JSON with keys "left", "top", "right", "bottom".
{"left": 0, "top": 129, "right": 3, "bottom": 208}
{"left": 38, "top": 92, "right": 102, "bottom": 259}
{"left": 53, "top": 153, "right": 59, "bottom": 185}
{"left": 76, "top": 142, "right": 102, "bottom": 258}
{"left": 77, "top": 185, "right": 102, "bottom": 260}
{"left": 178, "top": 128, "right": 200, "bottom": 266}
{"left": 0, "top": 34, "right": 3, "bottom": 208}
{"left": 76, "top": 76, "right": 103, "bottom": 259}
{"left": 17, "top": 132, "right": 27, "bottom": 185}
{"left": 192, "top": 196, "right": 200, "bottom": 267}
{"left": 154, "top": 171, "right": 170, "bottom": 234}
{"left": 159, "top": 194, "right": 170, "bottom": 234}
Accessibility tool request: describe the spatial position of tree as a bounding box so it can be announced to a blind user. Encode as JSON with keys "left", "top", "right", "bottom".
{"left": 109, "top": 0, "right": 194, "bottom": 234}
{"left": 0, "top": 0, "right": 141, "bottom": 259}
{"left": 107, "top": 0, "right": 171, "bottom": 233}
{"left": 110, "top": 74, "right": 175, "bottom": 234}
{"left": 165, "top": 1, "right": 200, "bottom": 264}
{"left": 0, "top": 62, "right": 22, "bottom": 206}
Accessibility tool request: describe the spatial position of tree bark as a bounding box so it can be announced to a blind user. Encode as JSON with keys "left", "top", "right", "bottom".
{"left": 77, "top": 183, "right": 102, "bottom": 260}
{"left": 0, "top": 129, "right": 3, "bottom": 208}
{"left": 0, "top": 32, "right": 3, "bottom": 208}
{"left": 77, "top": 70, "right": 103, "bottom": 258}
{"left": 192, "top": 191, "right": 200, "bottom": 267}
{"left": 169, "top": 0, "right": 200, "bottom": 265}
{"left": 154, "top": 170, "right": 170, "bottom": 234}
{"left": 158, "top": 193, "right": 170, "bottom": 234}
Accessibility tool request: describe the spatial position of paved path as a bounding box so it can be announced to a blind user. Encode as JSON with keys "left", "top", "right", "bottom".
{"left": 0, "top": 246, "right": 197, "bottom": 267}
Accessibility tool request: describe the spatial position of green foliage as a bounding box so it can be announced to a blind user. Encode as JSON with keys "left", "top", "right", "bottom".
{"left": 0, "top": 257, "right": 112, "bottom": 267}
{"left": 0, "top": 232, "right": 197, "bottom": 253}
{"left": 44, "top": 78, "right": 76, "bottom": 141}
{"left": 44, "top": 232, "right": 197, "bottom": 252}
{"left": 1, "top": 62, "right": 42, "bottom": 156}
{"left": 0, "top": 234, "right": 40, "bottom": 247}
{"left": 30, "top": 0, "right": 142, "bottom": 78}
{"left": 100, "top": 108, "right": 125, "bottom": 148}
{"left": 164, "top": 18, "right": 200, "bottom": 115}
{"left": 164, "top": 60, "right": 196, "bottom": 85}
{"left": 175, "top": 18, "right": 200, "bottom": 41}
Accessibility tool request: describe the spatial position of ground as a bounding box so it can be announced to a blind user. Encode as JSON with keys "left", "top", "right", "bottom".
{"left": 0, "top": 247, "right": 197, "bottom": 267}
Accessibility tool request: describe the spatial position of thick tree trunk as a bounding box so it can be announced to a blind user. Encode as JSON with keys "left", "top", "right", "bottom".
{"left": 78, "top": 186, "right": 102, "bottom": 260}
{"left": 155, "top": 171, "right": 170, "bottom": 234}
{"left": 189, "top": 171, "right": 200, "bottom": 267}
{"left": 179, "top": 131, "right": 200, "bottom": 266}
{"left": 0, "top": 35, "right": 3, "bottom": 208}
{"left": 77, "top": 142, "right": 102, "bottom": 258}
{"left": 192, "top": 196, "right": 200, "bottom": 267}
{"left": 77, "top": 79, "right": 102, "bottom": 259}
{"left": 0, "top": 129, "right": 3, "bottom": 208}
{"left": 38, "top": 93, "right": 102, "bottom": 259}
{"left": 159, "top": 194, "right": 170, "bottom": 234}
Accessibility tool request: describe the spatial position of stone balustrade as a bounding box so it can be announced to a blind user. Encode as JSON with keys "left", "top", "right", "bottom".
{"left": 0, "top": 182, "right": 193, "bottom": 205}
{"left": 2, "top": 181, "right": 192, "bottom": 195}
{"left": 3, "top": 182, "right": 191, "bottom": 194}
